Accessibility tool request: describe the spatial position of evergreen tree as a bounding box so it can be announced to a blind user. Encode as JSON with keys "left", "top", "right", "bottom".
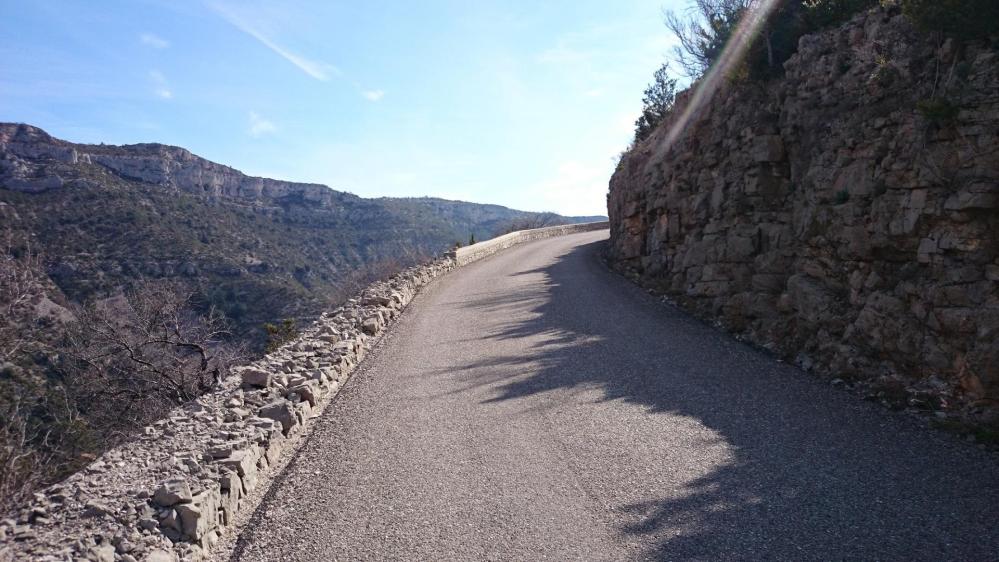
{"left": 634, "top": 63, "right": 679, "bottom": 142}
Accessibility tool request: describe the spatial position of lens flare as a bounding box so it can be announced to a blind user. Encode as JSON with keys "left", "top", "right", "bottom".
{"left": 654, "top": 0, "right": 783, "bottom": 161}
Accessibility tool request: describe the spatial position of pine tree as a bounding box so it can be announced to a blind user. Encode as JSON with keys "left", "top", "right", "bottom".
{"left": 634, "top": 63, "right": 679, "bottom": 142}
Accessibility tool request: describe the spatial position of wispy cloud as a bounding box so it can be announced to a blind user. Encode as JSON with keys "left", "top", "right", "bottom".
{"left": 148, "top": 70, "right": 172, "bottom": 99}
{"left": 140, "top": 33, "right": 170, "bottom": 49}
{"left": 362, "top": 89, "right": 385, "bottom": 102}
{"left": 248, "top": 111, "right": 276, "bottom": 137}
{"left": 210, "top": 2, "right": 338, "bottom": 81}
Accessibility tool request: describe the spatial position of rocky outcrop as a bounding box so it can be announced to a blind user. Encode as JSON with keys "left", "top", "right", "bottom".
{"left": 0, "top": 224, "right": 601, "bottom": 561}
{"left": 607, "top": 9, "right": 999, "bottom": 414}
{"left": 0, "top": 124, "right": 353, "bottom": 207}
{"left": 0, "top": 123, "right": 604, "bottom": 345}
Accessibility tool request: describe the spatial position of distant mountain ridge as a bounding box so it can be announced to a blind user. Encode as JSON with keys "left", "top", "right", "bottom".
{"left": 0, "top": 122, "right": 604, "bottom": 342}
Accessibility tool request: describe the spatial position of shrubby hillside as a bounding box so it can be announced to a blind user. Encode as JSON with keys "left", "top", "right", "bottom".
{"left": 0, "top": 123, "right": 603, "bottom": 507}
{"left": 0, "top": 123, "right": 600, "bottom": 341}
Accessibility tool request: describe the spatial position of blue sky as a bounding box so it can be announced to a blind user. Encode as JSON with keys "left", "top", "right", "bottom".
{"left": 0, "top": 0, "right": 682, "bottom": 216}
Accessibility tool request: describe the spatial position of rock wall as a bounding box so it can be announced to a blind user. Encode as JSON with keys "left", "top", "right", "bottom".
{"left": 0, "top": 224, "right": 599, "bottom": 562}
{"left": 607, "top": 8, "right": 999, "bottom": 411}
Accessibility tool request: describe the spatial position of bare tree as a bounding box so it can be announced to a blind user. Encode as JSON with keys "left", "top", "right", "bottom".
{"left": 65, "top": 281, "right": 244, "bottom": 435}
{"left": 0, "top": 388, "right": 85, "bottom": 514}
{"left": 665, "top": 0, "right": 755, "bottom": 77}
{"left": 0, "top": 230, "right": 46, "bottom": 362}
{"left": 0, "top": 230, "right": 89, "bottom": 512}
{"left": 0, "top": 398, "right": 44, "bottom": 513}
{"left": 665, "top": 1, "right": 876, "bottom": 80}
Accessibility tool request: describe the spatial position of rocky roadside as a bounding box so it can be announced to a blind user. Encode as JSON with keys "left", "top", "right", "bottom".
{"left": 0, "top": 257, "right": 455, "bottom": 562}
{"left": 610, "top": 262, "right": 999, "bottom": 453}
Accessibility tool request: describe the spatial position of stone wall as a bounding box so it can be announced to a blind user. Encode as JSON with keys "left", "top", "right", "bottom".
{"left": 607, "top": 8, "right": 999, "bottom": 413}
{"left": 450, "top": 221, "right": 609, "bottom": 265}
{"left": 0, "top": 225, "right": 597, "bottom": 562}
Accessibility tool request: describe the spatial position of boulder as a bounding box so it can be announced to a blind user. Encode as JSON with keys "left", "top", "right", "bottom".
{"left": 361, "top": 317, "right": 382, "bottom": 335}
{"left": 287, "top": 382, "right": 319, "bottom": 407}
{"left": 258, "top": 400, "right": 298, "bottom": 435}
{"left": 153, "top": 480, "right": 192, "bottom": 507}
{"left": 175, "top": 489, "right": 220, "bottom": 543}
{"left": 241, "top": 368, "right": 272, "bottom": 389}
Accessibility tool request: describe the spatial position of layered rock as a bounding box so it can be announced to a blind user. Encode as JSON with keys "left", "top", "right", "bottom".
{"left": 0, "top": 124, "right": 352, "bottom": 207}
{"left": 607, "top": 9, "right": 999, "bottom": 411}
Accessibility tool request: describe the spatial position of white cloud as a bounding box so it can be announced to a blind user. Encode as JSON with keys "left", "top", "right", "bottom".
{"left": 148, "top": 70, "right": 172, "bottom": 99}
{"left": 531, "top": 159, "right": 610, "bottom": 216}
{"left": 210, "top": 2, "right": 338, "bottom": 81}
{"left": 248, "top": 111, "right": 276, "bottom": 137}
{"left": 140, "top": 33, "right": 170, "bottom": 49}
{"left": 362, "top": 89, "right": 385, "bottom": 101}
{"left": 525, "top": 112, "right": 636, "bottom": 217}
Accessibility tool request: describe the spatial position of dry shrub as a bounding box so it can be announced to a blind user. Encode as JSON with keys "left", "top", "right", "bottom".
{"left": 0, "top": 241, "right": 243, "bottom": 511}
{"left": 64, "top": 281, "right": 245, "bottom": 436}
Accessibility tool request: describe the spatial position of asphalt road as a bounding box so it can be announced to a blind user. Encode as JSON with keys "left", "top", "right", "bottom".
{"left": 230, "top": 230, "right": 999, "bottom": 561}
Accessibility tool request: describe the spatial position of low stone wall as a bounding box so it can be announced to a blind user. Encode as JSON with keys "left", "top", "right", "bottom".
{"left": 450, "top": 221, "right": 609, "bottom": 265}
{"left": 0, "top": 223, "right": 602, "bottom": 562}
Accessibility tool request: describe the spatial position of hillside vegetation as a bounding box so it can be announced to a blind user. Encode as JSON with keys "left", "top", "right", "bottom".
{"left": 0, "top": 122, "right": 602, "bottom": 509}
{"left": 0, "top": 123, "right": 599, "bottom": 340}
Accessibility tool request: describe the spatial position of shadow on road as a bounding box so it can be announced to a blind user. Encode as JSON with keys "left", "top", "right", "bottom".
{"left": 445, "top": 239, "right": 999, "bottom": 561}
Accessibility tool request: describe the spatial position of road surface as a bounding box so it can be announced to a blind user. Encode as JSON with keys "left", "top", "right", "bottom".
{"left": 229, "top": 230, "right": 999, "bottom": 561}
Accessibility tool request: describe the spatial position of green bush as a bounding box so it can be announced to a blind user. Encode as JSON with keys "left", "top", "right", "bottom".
{"left": 916, "top": 98, "right": 961, "bottom": 123}
{"left": 264, "top": 318, "right": 298, "bottom": 353}
{"left": 868, "top": 54, "right": 900, "bottom": 86}
{"left": 900, "top": 0, "right": 999, "bottom": 40}
{"left": 802, "top": 0, "right": 879, "bottom": 29}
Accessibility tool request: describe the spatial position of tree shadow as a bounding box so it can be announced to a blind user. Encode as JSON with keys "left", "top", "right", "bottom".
{"left": 442, "top": 239, "right": 999, "bottom": 561}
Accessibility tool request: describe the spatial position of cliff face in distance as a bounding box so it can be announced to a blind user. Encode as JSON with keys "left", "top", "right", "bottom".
{"left": 0, "top": 123, "right": 600, "bottom": 342}
{"left": 607, "top": 8, "right": 999, "bottom": 415}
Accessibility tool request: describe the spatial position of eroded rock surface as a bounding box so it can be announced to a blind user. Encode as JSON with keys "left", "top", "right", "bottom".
{"left": 608, "top": 8, "right": 999, "bottom": 415}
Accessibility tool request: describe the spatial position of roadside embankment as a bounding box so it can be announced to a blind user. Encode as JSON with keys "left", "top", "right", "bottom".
{"left": 0, "top": 221, "right": 607, "bottom": 562}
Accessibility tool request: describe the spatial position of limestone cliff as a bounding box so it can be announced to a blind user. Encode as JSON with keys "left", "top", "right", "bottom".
{"left": 607, "top": 8, "right": 999, "bottom": 412}
{"left": 1, "top": 123, "right": 361, "bottom": 206}
{"left": 0, "top": 123, "right": 600, "bottom": 345}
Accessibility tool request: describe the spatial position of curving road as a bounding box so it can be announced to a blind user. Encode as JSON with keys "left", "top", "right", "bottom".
{"left": 229, "top": 230, "right": 999, "bottom": 561}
